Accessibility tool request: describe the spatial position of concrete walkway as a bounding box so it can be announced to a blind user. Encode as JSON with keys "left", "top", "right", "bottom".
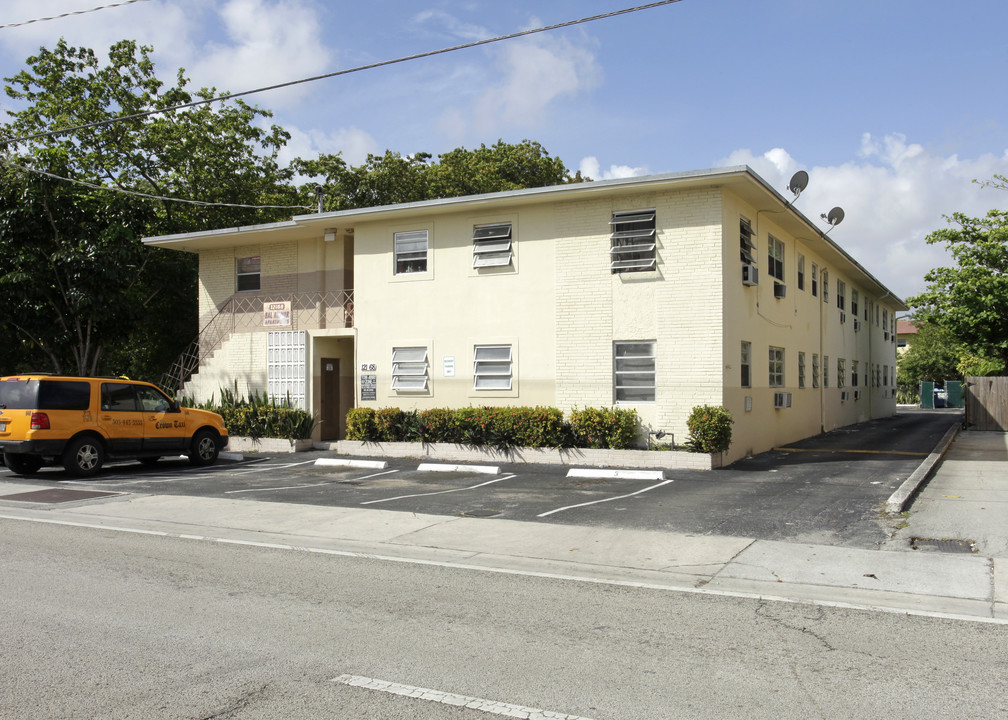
{"left": 1, "top": 430, "right": 1005, "bottom": 624}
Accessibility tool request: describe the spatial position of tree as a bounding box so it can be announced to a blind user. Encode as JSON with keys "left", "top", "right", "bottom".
{"left": 0, "top": 39, "right": 301, "bottom": 377}
{"left": 295, "top": 139, "right": 584, "bottom": 212}
{"left": 896, "top": 323, "right": 964, "bottom": 400}
{"left": 907, "top": 209, "right": 1008, "bottom": 369}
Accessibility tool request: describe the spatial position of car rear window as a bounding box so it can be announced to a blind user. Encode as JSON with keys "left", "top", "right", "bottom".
{"left": 0, "top": 379, "right": 39, "bottom": 409}
{"left": 37, "top": 380, "right": 91, "bottom": 411}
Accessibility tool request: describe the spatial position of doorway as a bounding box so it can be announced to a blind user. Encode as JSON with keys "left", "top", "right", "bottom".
{"left": 320, "top": 358, "right": 341, "bottom": 441}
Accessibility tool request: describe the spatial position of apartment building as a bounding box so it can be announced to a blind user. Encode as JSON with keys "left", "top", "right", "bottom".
{"left": 144, "top": 166, "right": 907, "bottom": 463}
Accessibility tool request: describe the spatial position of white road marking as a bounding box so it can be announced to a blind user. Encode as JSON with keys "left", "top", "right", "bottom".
{"left": 225, "top": 469, "right": 399, "bottom": 494}
{"left": 232, "top": 459, "right": 320, "bottom": 475}
{"left": 0, "top": 513, "right": 1003, "bottom": 626}
{"left": 331, "top": 674, "right": 595, "bottom": 719}
{"left": 360, "top": 474, "right": 514, "bottom": 505}
{"left": 537, "top": 479, "right": 674, "bottom": 517}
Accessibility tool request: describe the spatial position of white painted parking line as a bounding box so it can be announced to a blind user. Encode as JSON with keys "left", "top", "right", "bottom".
{"left": 225, "top": 469, "right": 399, "bottom": 494}
{"left": 417, "top": 462, "right": 499, "bottom": 474}
{"left": 331, "top": 674, "right": 595, "bottom": 719}
{"left": 538, "top": 479, "right": 674, "bottom": 518}
{"left": 232, "top": 459, "right": 320, "bottom": 475}
{"left": 360, "top": 474, "right": 514, "bottom": 505}
{"left": 315, "top": 458, "right": 388, "bottom": 470}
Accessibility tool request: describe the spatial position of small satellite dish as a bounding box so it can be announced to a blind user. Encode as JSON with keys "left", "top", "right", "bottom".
{"left": 822, "top": 206, "right": 845, "bottom": 227}
{"left": 788, "top": 170, "right": 809, "bottom": 198}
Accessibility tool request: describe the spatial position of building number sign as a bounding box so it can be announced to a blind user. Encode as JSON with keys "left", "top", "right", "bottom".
{"left": 361, "top": 363, "right": 377, "bottom": 372}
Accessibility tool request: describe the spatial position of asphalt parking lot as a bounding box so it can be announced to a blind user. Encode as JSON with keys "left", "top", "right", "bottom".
{"left": 0, "top": 409, "right": 962, "bottom": 549}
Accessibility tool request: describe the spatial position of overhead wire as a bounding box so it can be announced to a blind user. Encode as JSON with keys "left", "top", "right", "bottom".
{"left": 3, "top": 0, "right": 685, "bottom": 145}
{"left": 0, "top": 0, "right": 153, "bottom": 30}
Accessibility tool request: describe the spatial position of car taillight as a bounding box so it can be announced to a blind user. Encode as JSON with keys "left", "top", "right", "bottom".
{"left": 30, "top": 412, "right": 50, "bottom": 430}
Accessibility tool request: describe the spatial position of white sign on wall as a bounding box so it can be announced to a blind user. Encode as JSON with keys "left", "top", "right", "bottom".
{"left": 443, "top": 356, "right": 455, "bottom": 377}
{"left": 263, "top": 301, "right": 291, "bottom": 327}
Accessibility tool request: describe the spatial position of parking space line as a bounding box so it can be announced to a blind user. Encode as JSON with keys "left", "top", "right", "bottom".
{"left": 225, "top": 469, "right": 400, "bottom": 495}
{"left": 232, "top": 459, "right": 320, "bottom": 475}
{"left": 538, "top": 479, "right": 673, "bottom": 518}
{"left": 773, "top": 447, "right": 928, "bottom": 456}
{"left": 360, "top": 474, "right": 515, "bottom": 506}
{"left": 331, "top": 674, "right": 594, "bottom": 719}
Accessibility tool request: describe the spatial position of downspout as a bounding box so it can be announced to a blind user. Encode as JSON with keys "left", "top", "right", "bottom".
{"left": 819, "top": 278, "right": 825, "bottom": 434}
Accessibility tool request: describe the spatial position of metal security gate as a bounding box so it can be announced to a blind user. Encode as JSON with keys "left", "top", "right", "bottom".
{"left": 267, "top": 331, "right": 307, "bottom": 409}
{"left": 965, "top": 376, "right": 1008, "bottom": 431}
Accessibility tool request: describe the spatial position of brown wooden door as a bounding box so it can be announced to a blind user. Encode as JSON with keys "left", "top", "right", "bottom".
{"left": 321, "top": 358, "right": 341, "bottom": 441}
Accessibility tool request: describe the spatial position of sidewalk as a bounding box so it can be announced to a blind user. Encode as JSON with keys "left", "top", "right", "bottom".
{"left": 1, "top": 432, "right": 1005, "bottom": 623}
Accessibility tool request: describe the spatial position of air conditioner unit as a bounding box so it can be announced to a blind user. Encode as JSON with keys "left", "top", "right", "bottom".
{"left": 774, "top": 282, "right": 786, "bottom": 299}
{"left": 854, "top": 319, "right": 861, "bottom": 332}
{"left": 840, "top": 312, "right": 846, "bottom": 324}
{"left": 773, "top": 391, "right": 792, "bottom": 409}
{"left": 742, "top": 264, "right": 759, "bottom": 286}
{"left": 840, "top": 390, "right": 849, "bottom": 402}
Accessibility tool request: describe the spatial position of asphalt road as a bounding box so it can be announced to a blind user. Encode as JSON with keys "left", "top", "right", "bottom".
{"left": 2, "top": 519, "right": 1003, "bottom": 720}
{"left": 0, "top": 409, "right": 961, "bottom": 549}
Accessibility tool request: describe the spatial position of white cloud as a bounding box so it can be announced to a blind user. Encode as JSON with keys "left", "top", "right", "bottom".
{"left": 282, "top": 125, "right": 379, "bottom": 168}
{"left": 579, "top": 156, "right": 649, "bottom": 180}
{"left": 719, "top": 136, "right": 1008, "bottom": 302}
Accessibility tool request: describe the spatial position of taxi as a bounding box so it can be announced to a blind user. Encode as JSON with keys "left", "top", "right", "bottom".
{"left": 0, "top": 374, "right": 228, "bottom": 477}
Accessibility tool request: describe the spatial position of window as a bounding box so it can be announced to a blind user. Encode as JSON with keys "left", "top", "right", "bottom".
{"left": 769, "top": 346, "right": 784, "bottom": 388}
{"left": 851, "top": 289, "right": 859, "bottom": 317}
{"left": 837, "top": 280, "right": 846, "bottom": 311}
{"left": 473, "top": 344, "right": 512, "bottom": 390}
{"left": 882, "top": 309, "right": 889, "bottom": 332}
{"left": 102, "top": 383, "right": 137, "bottom": 412}
{"left": 811, "top": 263, "right": 819, "bottom": 297}
{"left": 883, "top": 364, "right": 889, "bottom": 387}
{"left": 768, "top": 235, "right": 784, "bottom": 281}
{"left": 798, "top": 351, "right": 806, "bottom": 389}
{"left": 822, "top": 269, "right": 829, "bottom": 303}
{"left": 852, "top": 360, "right": 859, "bottom": 387}
{"left": 741, "top": 341, "right": 751, "bottom": 388}
{"left": 236, "top": 256, "right": 261, "bottom": 292}
{"left": 740, "top": 217, "right": 756, "bottom": 264}
{"left": 838, "top": 358, "right": 846, "bottom": 388}
{"left": 614, "top": 341, "right": 656, "bottom": 401}
{"left": 472, "top": 222, "right": 512, "bottom": 268}
{"left": 394, "top": 230, "right": 428, "bottom": 274}
{"left": 823, "top": 356, "right": 830, "bottom": 388}
{"left": 610, "top": 210, "right": 657, "bottom": 272}
{"left": 136, "top": 385, "right": 171, "bottom": 413}
{"left": 391, "top": 347, "right": 429, "bottom": 391}
{"left": 812, "top": 353, "right": 820, "bottom": 388}
{"left": 797, "top": 255, "right": 805, "bottom": 291}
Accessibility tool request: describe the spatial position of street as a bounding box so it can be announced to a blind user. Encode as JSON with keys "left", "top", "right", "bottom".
{"left": 2, "top": 519, "right": 1004, "bottom": 720}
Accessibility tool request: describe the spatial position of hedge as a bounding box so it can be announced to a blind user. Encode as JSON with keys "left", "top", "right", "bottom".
{"left": 345, "top": 406, "right": 636, "bottom": 450}
{"left": 685, "top": 405, "right": 733, "bottom": 454}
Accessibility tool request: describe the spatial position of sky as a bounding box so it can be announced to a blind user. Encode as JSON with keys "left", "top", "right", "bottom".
{"left": 2, "top": 0, "right": 1007, "bottom": 303}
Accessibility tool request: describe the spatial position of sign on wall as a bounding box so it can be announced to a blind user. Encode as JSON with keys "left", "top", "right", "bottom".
{"left": 360, "top": 372, "right": 377, "bottom": 401}
{"left": 263, "top": 301, "right": 291, "bottom": 327}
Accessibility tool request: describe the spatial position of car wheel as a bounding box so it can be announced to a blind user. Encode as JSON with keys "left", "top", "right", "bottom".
{"left": 189, "top": 430, "right": 219, "bottom": 466}
{"left": 63, "top": 436, "right": 104, "bottom": 477}
{"left": 4, "top": 453, "right": 43, "bottom": 475}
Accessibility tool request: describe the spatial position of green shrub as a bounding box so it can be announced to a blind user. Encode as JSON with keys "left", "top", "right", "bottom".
{"left": 568, "top": 407, "right": 640, "bottom": 449}
{"left": 200, "top": 383, "right": 317, "bottom": 443}
{"left": 345, "top": 407, "right": 377, "bottom": 441}
{"left": 685, "top": 405, "right": 733, "bottom": 453}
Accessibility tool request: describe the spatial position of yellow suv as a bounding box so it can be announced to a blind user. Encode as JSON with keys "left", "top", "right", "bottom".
{"left": 0, "top": 375, "right": 229, "bottom": 477}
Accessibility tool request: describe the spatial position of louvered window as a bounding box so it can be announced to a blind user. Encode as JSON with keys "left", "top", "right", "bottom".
{"left": 473, "top": 345, "right": 512, "bottom": 390}
{"left": 394, "top": 230, "right": 428, "bottom": 274}
{"left": 391, "top": 347, "right": 429, "bottom": 390}
{"left": 610, "top": 210, "right": 656, "bottom": 273}
{"left": 740, "top": 218, "right": 756, "bottom": 264}
{"left": 614, "top": 341, "right": 656, "bottom": 402}
{"left": 472, "top": 222, "right": 512, "bottom": 268}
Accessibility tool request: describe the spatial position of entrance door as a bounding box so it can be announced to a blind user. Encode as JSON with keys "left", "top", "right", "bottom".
{"left": 320, "top": 358, "right": 341, "bottom": 441}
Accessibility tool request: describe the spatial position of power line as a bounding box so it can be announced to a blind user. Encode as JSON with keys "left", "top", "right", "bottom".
{"left": 1, "top": 158, "right": 312, "bottom": 210}
{"left": 0, "top": 0, "right": 153, "bottom": 30}
{"left": 3, "top": 0, "right": 685, "bottom": 145}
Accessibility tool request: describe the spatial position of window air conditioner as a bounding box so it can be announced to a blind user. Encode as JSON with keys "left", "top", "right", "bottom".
{"left": 774, "top": 282, "right": 786, "bottom": 299}
{"left": 742, "top": 264, "right": 759, "bottom": 286}
{"left": 773, "top": 391, "right": 792, "bottom": 409}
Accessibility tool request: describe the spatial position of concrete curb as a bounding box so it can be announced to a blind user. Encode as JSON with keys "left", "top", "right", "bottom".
{"left": 884, "top": 422, "right": 960, "bottom": 514}
{"left": 417, "top": 463, "right": 500, "bottom": 475}
{"left": 567, "top": 468, "right": 665, "bottom": 481}
{"left": 315, "top": 458, "right": 388, "bottom": 470}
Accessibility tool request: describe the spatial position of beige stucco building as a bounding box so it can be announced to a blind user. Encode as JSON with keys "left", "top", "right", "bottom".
{"left": 144, "top": 166, "right": 907, "bottom": 464}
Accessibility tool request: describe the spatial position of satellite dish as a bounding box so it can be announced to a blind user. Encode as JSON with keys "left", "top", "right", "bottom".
{"left": 822, "top": 206, "right": 845, "bottom": 227}
{"left": 788, "top": 170, "right": 809, "bottom": 198}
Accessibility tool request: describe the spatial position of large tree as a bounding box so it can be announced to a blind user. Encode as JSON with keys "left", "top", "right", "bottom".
{"left": 907, "top": 209, "right": 1008, "bottom": 369}
{"left": 0, "top": 39, "right": 301, "bottom": 377}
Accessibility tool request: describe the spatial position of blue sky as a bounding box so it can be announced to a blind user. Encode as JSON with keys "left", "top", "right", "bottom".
{"left": 3, "top": 0, "right": 1008, "bottom": 301}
